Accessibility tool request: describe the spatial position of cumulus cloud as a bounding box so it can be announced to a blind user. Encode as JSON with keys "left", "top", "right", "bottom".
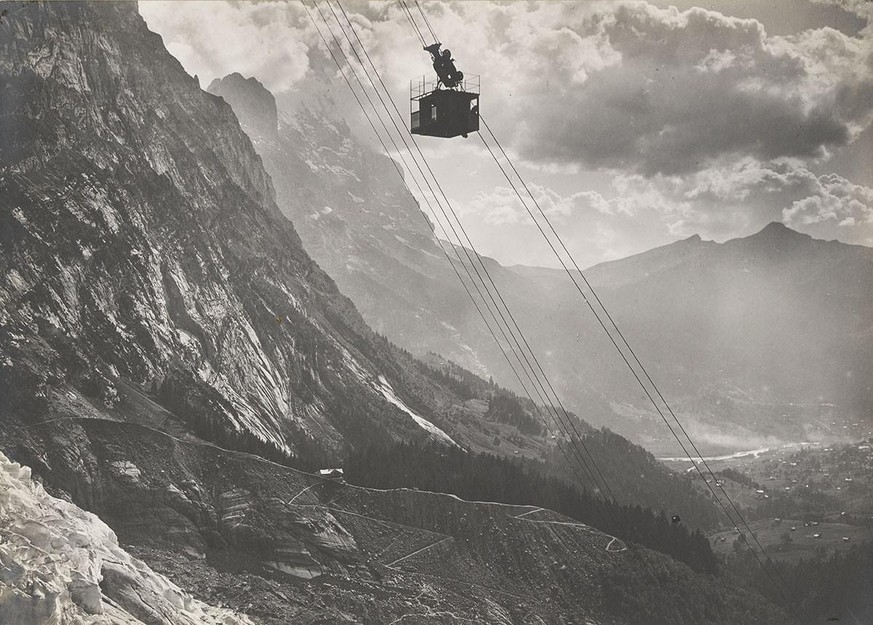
{"left": 139, "top": 1, "right": 873, "bottom": 263}
{"left": 509, "top": 3, "right": 873, "bottom": 175}
{"left": 141, "top": 1, "right": 873, "bottom": 175}
{"left": 783, "top": 173, "right": 873, "bottom": 228}
{"left": 607, "top": 161, "right": 873, "bottom": 243}
{"left": 456, "top": 180, "right": 699, "bottom": 267}
{"left": 457, "top": 158, "right": 873, "bottom": 267}
{"left": 140, "top": 1, "right": 313, "bottom": 92}
{"left": 465, "top": 183, "right": 630, "bottom": 227}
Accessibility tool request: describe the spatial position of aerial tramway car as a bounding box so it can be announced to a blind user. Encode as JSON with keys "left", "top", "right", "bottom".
{"left": 410, "top": 43, "right": 479, "bottom": 139}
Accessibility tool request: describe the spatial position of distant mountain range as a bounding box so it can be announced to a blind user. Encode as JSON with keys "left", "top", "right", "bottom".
{"left": 510, "top": 222, "right": 873, "bottom": 450}
{"left": 210, "top": 74, "right": 873, "bottom": 455}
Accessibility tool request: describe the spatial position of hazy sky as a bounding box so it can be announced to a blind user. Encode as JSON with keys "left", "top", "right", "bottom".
{"left": 141, "top": 0, "right": 873, "bottom": 268}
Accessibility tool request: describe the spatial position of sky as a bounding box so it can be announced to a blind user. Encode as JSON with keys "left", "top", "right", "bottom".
{"left": 140, "top": 0, "right": 873, "bottom": 269}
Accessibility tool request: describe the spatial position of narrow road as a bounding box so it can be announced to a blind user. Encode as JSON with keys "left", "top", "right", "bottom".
{"left": 385, "top": 537, "right": 453, "bottom": 567}
{"left": 285, "top": 480, "right": 327, "bottom": 505}
{"left": 511, "top": 509, "right": 627, "bottom": 553}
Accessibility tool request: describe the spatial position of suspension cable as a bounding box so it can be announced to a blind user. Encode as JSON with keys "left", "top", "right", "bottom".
{"left": 398, "top": 0, "right": 426, "bottom": 47}
{"left": 327, "top": 5, "right": 688, "bottom": 611}
{"left": 304, "top": 3, "right": 584, "bottom": 482}
{"left": 414, "top": 0, "right": 439, "bottom": 44}
{"left": 303, "top": 0, "right": 605, "bottom": 499}
{"left": 410, "top": 2, "right": 802, "bottom": 618}
{"left": 478, "top": 120, "right": 801, "bottom": 616}
{"left": 322, "top": 4, "right": 716, "bottom": 618}
{"left": 321, "top": 0, "right": 609, "bottom": 498}
{"left": 327, "top": 0, "right": 621, "bottom": 505}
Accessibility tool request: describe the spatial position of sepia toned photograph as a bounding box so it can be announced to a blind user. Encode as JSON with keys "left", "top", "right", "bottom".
{"left": 1, "top": 1, "right": 871, "bottom": 623}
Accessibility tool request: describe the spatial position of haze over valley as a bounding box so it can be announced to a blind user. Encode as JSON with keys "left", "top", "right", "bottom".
{"left": 208, "top": 71, "right": 873, "bottom": 457}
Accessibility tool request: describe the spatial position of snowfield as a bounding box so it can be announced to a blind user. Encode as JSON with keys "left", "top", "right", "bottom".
{"left": 377, "top": 375, "right": 457, "bottom": 446}
{"left": 0, "top": 452, "right": 254, "bottom": 625}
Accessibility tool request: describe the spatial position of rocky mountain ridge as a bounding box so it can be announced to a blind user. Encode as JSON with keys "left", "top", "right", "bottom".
{"left": 0, "top": 0, "right": 496, "bottom": 464}
{"left": 207, "top": 73, "right": 486, "bottom": 373}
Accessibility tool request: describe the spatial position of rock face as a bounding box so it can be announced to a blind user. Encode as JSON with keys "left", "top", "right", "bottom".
{"left": 207, "top": 78, "right": 488, "bottom": 372}
{"left": 212, "top": 72, "right": 873, "bottom": 450}
{"left": 0, "top": 0, "right": 477, "bottom": 463}
{"left": 208, "top": 74, "right": 278, "bottom": 142}
{"left": 0, "top": 450, "right": 254, "bottom": 625}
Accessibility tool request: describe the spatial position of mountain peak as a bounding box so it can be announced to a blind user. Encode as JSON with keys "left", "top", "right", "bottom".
{"left": 753, "top": 221, "right": 807, "bottom": 240}
{"left": 208, "top": 73, "right": 278, "bottom": 142}
{"left": 724, "top": 221, "right": 819, "bottom": 260}
{"left": 740, "top": 222, "right": 818, "bottom": 252}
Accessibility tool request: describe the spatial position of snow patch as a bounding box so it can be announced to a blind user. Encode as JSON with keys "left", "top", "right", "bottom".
{"left": 376, "top": 375, "right": 456, "bottom": 446}
{"left": 341, "top": 347, "right": 370, "bottom": 386}
{"left": 5, "top": 268, "right": 27, "bottom": 293}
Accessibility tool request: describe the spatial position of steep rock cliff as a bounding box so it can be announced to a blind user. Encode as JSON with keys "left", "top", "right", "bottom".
{"left": 0, "top": 1, "right": 474, "bottom": 461}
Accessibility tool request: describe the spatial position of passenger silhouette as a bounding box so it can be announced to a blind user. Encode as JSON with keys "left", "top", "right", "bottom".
{"left": 425, "top": 43, "right": 463, "bottom": 88}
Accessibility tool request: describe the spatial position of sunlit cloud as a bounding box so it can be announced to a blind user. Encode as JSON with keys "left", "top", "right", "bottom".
{"left": 140, "top": 0, "right": 873, "bottom": 266}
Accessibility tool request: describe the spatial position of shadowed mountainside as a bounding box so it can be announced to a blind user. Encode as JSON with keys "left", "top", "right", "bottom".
{"left": 0, "top": 1, "right": 497, "bottom": 463}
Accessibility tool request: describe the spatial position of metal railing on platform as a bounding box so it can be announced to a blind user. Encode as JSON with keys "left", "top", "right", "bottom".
{"left": 410, "top": 74, "right": 480, "bottom": 100}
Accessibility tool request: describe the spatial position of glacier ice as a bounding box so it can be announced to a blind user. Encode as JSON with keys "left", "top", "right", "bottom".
{"left": 0, "top": 452, "right": 254, "bottom": 625}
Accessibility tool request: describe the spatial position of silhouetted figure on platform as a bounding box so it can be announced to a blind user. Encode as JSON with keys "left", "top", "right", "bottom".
{"left": 425, "top": 43, "right": 464, "bottom": 89}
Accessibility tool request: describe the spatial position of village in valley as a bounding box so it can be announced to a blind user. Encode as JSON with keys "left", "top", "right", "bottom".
{"left": 666, "top": 438, "right": 873, "bottom": 562}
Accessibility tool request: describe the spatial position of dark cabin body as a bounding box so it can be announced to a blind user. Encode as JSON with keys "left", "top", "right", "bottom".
{"left": 411, "top": 89, "right": 479, "bottom": 138}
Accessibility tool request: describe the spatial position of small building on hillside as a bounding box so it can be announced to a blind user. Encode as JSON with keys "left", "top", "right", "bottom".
{"left": 319, "top": 468, "right": 345, "bottom": 481}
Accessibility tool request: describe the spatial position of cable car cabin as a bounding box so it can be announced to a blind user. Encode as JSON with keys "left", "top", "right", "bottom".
{"left": 410, "top": 74, "right": 479, "bottom": 139}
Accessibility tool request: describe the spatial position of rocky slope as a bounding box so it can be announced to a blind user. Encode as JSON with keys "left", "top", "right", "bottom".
{"left": 209, "top": 73, "right": 873, "bottom": 453}
{"left": 0, "top": 450, "right": 254, "bottom": 625}
{"left": 0, "top": 0, "right": 503, "bottom": 464}
{"left": 0, "top": 417, "right": 788, "bottom": 625}
{"left": 207, "top": 73, "right": 492, "bottom": 373}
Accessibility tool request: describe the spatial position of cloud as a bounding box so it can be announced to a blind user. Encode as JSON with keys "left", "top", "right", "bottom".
{"left": 139, "top": 1, "right": 313, "bottom": 92}
{"left": 609, "top": 160, "right": 873, "bottom": 243}
{"left": 458, "top": 158, "right": 873, "bottom": 267}
{"left": 456, "top": 180, "right": 698, "bottom": 267}
{"left": 464, "top": 183, "right": 627, "bottom": 227}
{"left": 783, "top": 173, "right": 873, "bottom": 228}
{"left": 509, "top": 3, "right": 873, "bottom": 175}
{"left": 141, "top": 1, "right": 873, "bottom": 176}
{"left": 139, "top": 1, "right": 873, "bottom": 262}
